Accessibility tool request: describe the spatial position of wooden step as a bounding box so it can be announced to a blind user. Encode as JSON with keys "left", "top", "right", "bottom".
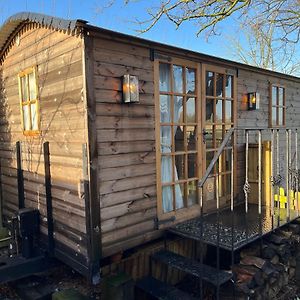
{"left": 152, "top": 250, "right": 232, "bottom": 286}
{"left": 135, "top": 276, "right": 197, "bottom": 300}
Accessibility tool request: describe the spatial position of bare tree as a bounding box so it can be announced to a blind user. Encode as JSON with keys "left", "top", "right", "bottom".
{"left": 102, "top": 0, "right": 299, "bottom": 43}
{"left": 229, "top": 13, "right": 300, "bottom": 76}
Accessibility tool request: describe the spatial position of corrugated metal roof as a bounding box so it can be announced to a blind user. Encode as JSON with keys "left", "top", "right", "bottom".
{"left": 0, "top": 12, "right": 83, "bottom": 57}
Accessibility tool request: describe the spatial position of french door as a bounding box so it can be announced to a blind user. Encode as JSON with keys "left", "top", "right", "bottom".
{"left": 202, "top": 64, "right": 236, "bottom": 210}
{"left": 155, "top": 59, "right": 236, "bottom": 222}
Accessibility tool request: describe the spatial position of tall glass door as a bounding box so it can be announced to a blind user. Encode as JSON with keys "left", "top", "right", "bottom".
{"left": 203, "top": 65, "right": 235, "bottom": 207}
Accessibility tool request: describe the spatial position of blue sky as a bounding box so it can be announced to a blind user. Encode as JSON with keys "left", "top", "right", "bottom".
{"left": 0, "top": 0, "right": 240, "bottom": 61}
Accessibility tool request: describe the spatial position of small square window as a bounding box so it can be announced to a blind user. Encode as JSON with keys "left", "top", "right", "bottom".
{"left": 18, "top": 67, "right": 40, "bottom": 135}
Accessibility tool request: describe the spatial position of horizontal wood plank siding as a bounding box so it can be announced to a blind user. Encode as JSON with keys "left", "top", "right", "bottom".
{"left": 0, "top": 24, "right": 87, "bottom": 261}
{"left": 93, "top": 37, "right": 158, "bottom": 256}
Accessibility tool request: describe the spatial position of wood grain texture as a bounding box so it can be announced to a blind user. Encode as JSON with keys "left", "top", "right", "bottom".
{"left": 0, "top": 25, "right": 87, "bottom": 258}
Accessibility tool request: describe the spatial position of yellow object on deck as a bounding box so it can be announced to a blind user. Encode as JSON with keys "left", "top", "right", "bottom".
{"left": 274, "top": 187, "right": 300, "bottom": 209}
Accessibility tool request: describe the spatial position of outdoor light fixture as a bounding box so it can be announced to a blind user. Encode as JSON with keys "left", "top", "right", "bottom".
{"left": 122, "top": 74, "right": 139, "bottom": 103}
{"left": 248, "top": 92, "right": 260, "bottom": 110}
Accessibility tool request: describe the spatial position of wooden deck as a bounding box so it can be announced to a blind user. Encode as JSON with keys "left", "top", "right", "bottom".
{"left": 169, "top": 203, "right": 299, "bottom": 251}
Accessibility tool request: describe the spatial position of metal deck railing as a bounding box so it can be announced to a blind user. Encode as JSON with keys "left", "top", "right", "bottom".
{"left": 194, "top": 127, "right": 300, "bottom": 299}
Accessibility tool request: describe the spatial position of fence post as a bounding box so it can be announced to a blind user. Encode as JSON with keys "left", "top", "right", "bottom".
{"left": 43, "top": 142, "right": 54, "bottom": 256}
{"left": 16, "top": 141, "right": 24, "bottom": 209}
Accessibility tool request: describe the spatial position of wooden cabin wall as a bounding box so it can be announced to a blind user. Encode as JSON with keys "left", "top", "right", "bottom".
{"left": 0, "top": 23, "right": 88, "bottom": 263}
{"left": 236, "top": 69, "right": 300, "bottom": 200}
{"left": 91, "top": 35, "right": 159, "bottom": 257}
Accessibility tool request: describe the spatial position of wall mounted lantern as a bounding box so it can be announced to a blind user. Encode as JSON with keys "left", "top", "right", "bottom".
{"left": 122, "top": 75, "right": 139, "bottom": 103}
{"left": 248, "top": 92, "right": 260, "bottom": 110}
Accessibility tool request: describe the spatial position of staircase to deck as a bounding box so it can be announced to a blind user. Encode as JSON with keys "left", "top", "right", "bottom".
{"left": 136, "top": 128, "right": 300, "bottom": 299}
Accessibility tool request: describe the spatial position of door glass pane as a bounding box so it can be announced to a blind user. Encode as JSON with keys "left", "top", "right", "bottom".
{"left": 187, "top": 126, "right": 196, "bottom": 151}
{"left": 21, "top": 76, "right": 28, "bottom": 102}
{"left": 225, "top": 75, "right": 233, "bottom": 98}
{"left": 173, "top": 65, "right": 183, "bottom": 93}
{"left": 159, "top": 63, "right": 171, "bottom": 92}
{"left": 175, "top": 126, "right": 184, "bottom": 152}
{"left": 174, "top": 96, "right": 183, "bottom": 123}
{"left": 162, "top": 186, "right": 173, "bottom": 213}
{"left": 206, "top": 99, "right": 213, "bottom": 124}
{"left": 28, "top": 72, "right": 36, "bottom": 100}
{"left": 188, "top": 153, "right": 197, "bottom": 178}
{"left": 225, "top": 149, "right": 232, "bottom": 171}
{"left": 186, "top": 68, "right": 196, "bottom": 94}
{"left": 272, "top": 107, "right": 277, "bottom": 125}
{"left": 186, "top": 97, "right": 195, "bottom": 123}
{"left": 205, "top": 125, "right": 213, "bottom": 149}
{"left": 187, "top": 181, "right": 197, "bottom": 207}
{"left": 161, "top": 156, "right": 172, "bottom": 183}
{"left": 278, "top": 108, "right": 283, "bottom": 125}
{"left": 160, "top": 126, "right": 172, "bottom": 153}
{"left": 215, "top": 99, "right": 223, "bottom": 123}
{"left": 206, "top": 151, "right": 215, "bottom": 173}
{"left": 22, "top": 105, "right": 31, "bottom": 130}
{"left": 279, "top": 88, "right": 284, "bottom": 106}
{"left": 215, "top": 125, "right": 223, "bottom": 147}
{"left": 175, "top": 184, "right": 184, "bottom": 209}
{"left": 216, "top": 74, "right": 223, "bottom": 97}
{"left": 30, "top": 103, "right": 38, "bottom": 130}
{"left": 160, "top": 95, "right": 171, "bottom": 123}
{"left": 225, "top": 100, "right": 232, "bottom": 123}
{"left": 206, "top": 71, "right": 214, "bottom": 96}
{"left": 272, "top": 86, "right": 277, "bottom": 106}
{"left": 175, "top": 154, "right": 185, "bottom": 180}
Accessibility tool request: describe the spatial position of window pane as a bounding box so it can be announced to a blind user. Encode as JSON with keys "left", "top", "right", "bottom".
{"left": 175, "top": 126, "right": 184, "bottom": 152}
{"left": 206, "top": 99, "right": 213, "bottom": 124}
{"left": 22, "top": 105, "right": 31, "bottom": 130}
{"left": 278, "top": 107, "right": 283, "bottom": 125}
{"left": 159, "top": 63, "right": 171, "bottom": 92}
{"left": 174, "top": 96, "right": 183, "bottom": 123}
{"left": 175, "top": 184, "right": 184, "bottom": 209}
{"left": 206, "top": 151, "right": 215, "bottom": 173}
{"left": 28, "top": 72, "right": 36, "bottom": 100}
{"left": 173, "top": 65, "right": 183, "bottom": 93}
{"left": 216, "top": 74, "right": 223, "bottom": 97}
{"left": 225, "top": 100, "right": 232, "bottom": 123}
{"left": 187, "top": 181, "right": 197, "bottom": 207}
{"left": 205, "top": 125, "right": 213, "bottom": 149}
{"left": 160, "top": 95, "right": 171, "bottom": 123}
{"left": 188, "top": 153, "right": 197, "bottom": 178}
{"left": 215, "top": 99, "right": 223, "bottom": 123}
{"left": 161, "top": 156, "right": 172, "bottom": 183}
{"left": 162, "top": 186, "right": 173, "bottom": 213}
{"left": 187, "top": 126, "right": 196, "bottom": 151}
{"left": 206, "top": 71, "right": 214, "bottom": 96}
{"left": 21, "top": 76, "right": 28, "bottom": 102}
{"left": 215, "top": 125, "right": 223, "bottom": 147}
{"left": 30, "top": 103, "right": 38, "bottom": 130}
{"left": 272, "top": 86, "right": 277, "bottom": 106}
{"left": 186, "top": 68, "right": 196, "bottom": 94}
{"left": 279, "top": 87, "right": 284, "bottom": 106}
{"left": 175, "top": 154, "right": 185, "bottom": 180}
{"left": 225, "top": 75, "right": 233, "bottom": 98}
{"left": 186, "top": 97, "right": 195, "bottom": 123}
{"left": 225, "top": 149, "right": 232, "bottom": 171}
{"left": 272, "top": 107, "right": 277, "bottom": 125}
{"left": 160, "top": 126, "right": 172, "bottom": 153}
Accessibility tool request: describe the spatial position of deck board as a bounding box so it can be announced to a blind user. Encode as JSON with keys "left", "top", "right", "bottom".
{"left": 169, "top": 204, "right": 299, "bottom": 251}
